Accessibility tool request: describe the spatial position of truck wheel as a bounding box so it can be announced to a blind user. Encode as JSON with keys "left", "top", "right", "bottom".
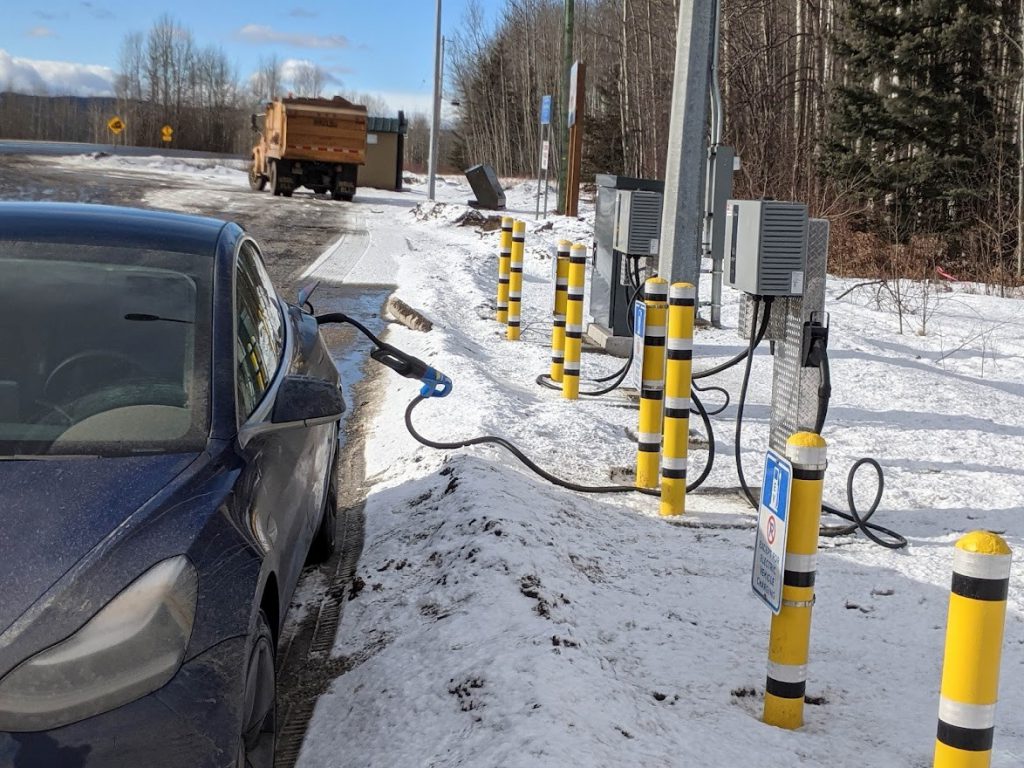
{"left": 269, "top": 160, "right": 282, "bottom": 197}
{"left": 248, "top": 162, "right": 267, "bottom": 191}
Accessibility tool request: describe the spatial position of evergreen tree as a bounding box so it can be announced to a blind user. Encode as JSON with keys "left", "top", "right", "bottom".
{"left": 825, "top": 0, "right": 998, "bottom": 242}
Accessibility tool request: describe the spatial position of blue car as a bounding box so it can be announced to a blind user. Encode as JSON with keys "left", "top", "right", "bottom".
{"left": 0, "top": 203, "right": 345, "bottom": 767}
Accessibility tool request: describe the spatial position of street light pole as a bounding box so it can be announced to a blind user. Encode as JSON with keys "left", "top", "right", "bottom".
{"left": 427, "top": 0, "right": 442, "bottom": 201}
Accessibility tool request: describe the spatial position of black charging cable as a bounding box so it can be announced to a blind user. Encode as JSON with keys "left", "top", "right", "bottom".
{"left": 730, "top": 309, "right": 907, "bottom": 549}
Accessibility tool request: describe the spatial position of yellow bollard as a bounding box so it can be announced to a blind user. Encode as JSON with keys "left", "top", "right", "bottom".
{"left": 763, "top": 432, "right": 826, "bottom": 730}
{"left": 496, "top": 216, "right": 513, "bottom": 324}
{"left": 635, "top": 277, "right": 668, "bottom": 489}
{"left": 549, "top": 241, "right": 571, "bottom": 382}
{"left": 562, "top": 243, "right": 587, "bottom": 399}
{"left": 660, "top": 282, "right": 695, "bottom": 515}
{"left": 507, "top": 220, "right": 526, "bottom": 340}
{"left": 933, "top": 531, "right": 1012, "bottom": 768}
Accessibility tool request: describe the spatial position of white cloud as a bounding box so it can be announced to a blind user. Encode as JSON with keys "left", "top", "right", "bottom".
{"left": 236, "top": 24, "right": 348, "bottom": 49}
{"left": 280, "top": 58, "right": 343, "bottom": 86}
{"left": 0, "top": 49, "right": 115, "bottom": 97}
{"left": 27, "top": 26, "right": 56, "bottom": 38}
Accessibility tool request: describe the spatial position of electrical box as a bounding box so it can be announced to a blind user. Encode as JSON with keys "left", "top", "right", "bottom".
{"left": 590, "top": 174, "right": 664, "bottom": 339}
{"left": 724, "top": 200, "right": 808, "bottom": 297}
{"left": 613, "top": 190, "right": 663, "bottom": 256}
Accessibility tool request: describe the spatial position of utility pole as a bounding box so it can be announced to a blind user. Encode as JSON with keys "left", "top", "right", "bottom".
{"left": 657, "top": 0, "right": 716, "bottom": 287}
{"left": 427, "top": 0, "right": 442, "bottom": 202}
{"left": 1018, "top": 0, "right": 1024, "bottom": 277}
{"left": 557, "top": 0, "right": 574, "bottom": 212}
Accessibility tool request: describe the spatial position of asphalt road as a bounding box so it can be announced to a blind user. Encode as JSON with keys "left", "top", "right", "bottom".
{"left": 0, "top": 150, "right": 379, "bottom": 765}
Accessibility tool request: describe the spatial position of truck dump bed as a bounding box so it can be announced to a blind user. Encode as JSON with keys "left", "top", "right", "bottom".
{"left": 267, "top": 96, "right": 368, "bottom": 165}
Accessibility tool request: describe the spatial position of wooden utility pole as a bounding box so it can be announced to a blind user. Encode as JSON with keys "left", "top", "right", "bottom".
{"left": 557, "top": 0, "right": 574, "bottom": 212}
{"left": 564, "top": 62, "right": 585, "bottom": 217}
{"left": 1019, "top": 0, "right": 1024, "bottom": 277}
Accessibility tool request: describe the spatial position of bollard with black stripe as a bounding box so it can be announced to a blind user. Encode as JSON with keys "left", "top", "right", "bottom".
{"left": 660, "top": 282, "right": 695, "bottom": 516}
{"left": 549, "top": 240, "right": 571, "bottom": 383}
{"left": 763, "top": 431, "right": 827, "bottom": 730}
{"left": 562, "top": 243, "right": 587, "bottom": 399}
{"left": 635, "top": 277, "right": 668, "bottom": 490}
{"left": 933, "top": 531, "right": 1012, "bottom": 768}
{"left": 507, "top": 220, "right": 526, "bottom": 340}
{"left": 496, "top": 216, "right": 513, "bottom": 324}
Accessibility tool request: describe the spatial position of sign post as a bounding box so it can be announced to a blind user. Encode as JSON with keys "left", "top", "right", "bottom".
{"left": 751, "top": 449, "right": 792, "bottom": 614}
{"left": 536, "top": 95, "right": 552, "bottom": 220}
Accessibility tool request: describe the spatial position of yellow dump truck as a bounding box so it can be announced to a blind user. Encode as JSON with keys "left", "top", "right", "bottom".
{"left": 249, "top": 96, "right": 368, "bottom": 201}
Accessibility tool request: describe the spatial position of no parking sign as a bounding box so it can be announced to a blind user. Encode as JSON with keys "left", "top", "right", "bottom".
{"left": 752, "top": 449, "right": 792, "bottom": 614}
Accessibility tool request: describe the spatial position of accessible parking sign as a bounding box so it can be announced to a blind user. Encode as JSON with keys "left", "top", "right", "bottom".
{"left": 751, "top": 449, "right": 793, "bottom": 614}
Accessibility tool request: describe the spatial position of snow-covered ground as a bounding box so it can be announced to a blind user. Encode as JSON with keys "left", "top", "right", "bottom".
{"left": 288, "top": 174, "right": 1024, "bottom": 768}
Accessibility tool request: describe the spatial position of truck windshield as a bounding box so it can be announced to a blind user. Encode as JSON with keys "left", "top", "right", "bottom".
{"left": 0, "top": 242, "right": 213, "bottom": 457}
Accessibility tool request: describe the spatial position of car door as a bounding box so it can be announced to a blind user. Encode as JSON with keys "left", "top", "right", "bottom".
{"left": 234, "top": 241, "right": 312, "bottom": 601}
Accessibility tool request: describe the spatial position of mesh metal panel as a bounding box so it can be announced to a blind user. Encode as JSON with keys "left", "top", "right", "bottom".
{"left": 768, "top": 218, "right": 829, "bottom": 452}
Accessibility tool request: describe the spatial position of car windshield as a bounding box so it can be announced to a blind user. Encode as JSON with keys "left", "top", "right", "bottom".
{"left": 0, "top": 242, "right": 212, "bottom": 457}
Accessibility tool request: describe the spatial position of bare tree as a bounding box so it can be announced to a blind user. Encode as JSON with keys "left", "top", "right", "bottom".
{"left": 291, "top": 62, "right": 327, "bottom": 98}
{"left": 252, "top": 55, "right": 282, "bottom": 103}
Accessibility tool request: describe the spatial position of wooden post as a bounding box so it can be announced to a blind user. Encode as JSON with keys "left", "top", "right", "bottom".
{"left": 564, "top": 61, "right": 585, "bottom": 218}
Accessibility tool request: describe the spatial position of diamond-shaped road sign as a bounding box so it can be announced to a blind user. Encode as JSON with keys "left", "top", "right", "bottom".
{"left": 161, "top": 125, "right": 173, "bottom": 143}
{"left": 107, "top": 116, "right": 125, "bottom": 135}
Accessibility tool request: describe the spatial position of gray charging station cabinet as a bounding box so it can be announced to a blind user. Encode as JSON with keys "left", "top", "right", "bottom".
{"left": 724, "top": 200, "right": 808, "bottom": 297}
{"left": 465, "top": 164, "right": 506, "bottom": 210}
{"left": 591, "top": 174, "right": 665, "bottom": 338}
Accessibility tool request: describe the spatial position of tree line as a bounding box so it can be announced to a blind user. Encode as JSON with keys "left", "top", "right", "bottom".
{"left": 0, "top": 15, "right": 412, "bottom": 160}
{"left": 449, "top": 0, "right": 1024, "bottom": 281}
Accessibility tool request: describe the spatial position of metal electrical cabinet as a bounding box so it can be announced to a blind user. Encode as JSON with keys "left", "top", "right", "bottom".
{"left": 724, "top": 200, "right": 808, "bottom": 297}
{"left": 590, "top": 174, "right": 664, "bottom": 338}
{"left": 613, "top": 190, "right": 663, "bottom": 255}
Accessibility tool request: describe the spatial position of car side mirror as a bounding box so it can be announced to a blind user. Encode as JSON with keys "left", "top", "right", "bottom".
{"left": 238, "top": 375, "right": 344, "bottom": 451}
{"left": 271, "top": 375, "right": 345, "bottom": 425}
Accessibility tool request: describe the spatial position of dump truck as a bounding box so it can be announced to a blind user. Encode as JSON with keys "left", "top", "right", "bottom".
{"left": 249, "top": 96, "right": 368, "bottom": 201}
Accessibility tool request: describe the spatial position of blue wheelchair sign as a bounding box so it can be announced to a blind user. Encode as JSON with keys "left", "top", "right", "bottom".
{"left": 751, "top": 449, "right": 793, "bottom": 614}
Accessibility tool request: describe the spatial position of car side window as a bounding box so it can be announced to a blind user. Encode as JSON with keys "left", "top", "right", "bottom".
{"left": 235, "top": 241, "right": 284, "bottom": 420}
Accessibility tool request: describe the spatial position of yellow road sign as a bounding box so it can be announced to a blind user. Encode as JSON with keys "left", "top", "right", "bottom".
{"left": 161, "top": 125, "right": 173, "bottom": 143}
{"left": 107, "top": 116, "right": 125, "bottom": 135}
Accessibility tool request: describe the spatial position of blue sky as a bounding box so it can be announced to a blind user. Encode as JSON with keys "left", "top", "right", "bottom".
{"left": 0, "top": 1, "right": 500, "bottom": 114}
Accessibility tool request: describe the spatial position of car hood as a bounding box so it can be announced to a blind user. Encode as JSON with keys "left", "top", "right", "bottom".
{"left": 0, "top": 453, "right": 199, "bottom": 634}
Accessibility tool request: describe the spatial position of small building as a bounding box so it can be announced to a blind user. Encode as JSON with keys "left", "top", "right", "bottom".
{"left": 358, "top": 113, "right": 407, "bottom": 192}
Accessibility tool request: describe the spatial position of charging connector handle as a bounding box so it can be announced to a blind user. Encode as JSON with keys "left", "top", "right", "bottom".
{"left": 317, "top": 311, "right": 452, "bottom": 398}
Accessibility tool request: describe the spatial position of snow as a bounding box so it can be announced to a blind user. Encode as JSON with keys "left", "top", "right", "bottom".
{"left": 292, "top": 174, "right": 1024, "bottom": 767}
{"left": 61, "top": 152, "right": 249, "bottom": 181}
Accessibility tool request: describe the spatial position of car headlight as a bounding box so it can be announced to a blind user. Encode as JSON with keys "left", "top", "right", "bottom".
{"left": 0, "top": 555, "right": 198, "bottom": 732}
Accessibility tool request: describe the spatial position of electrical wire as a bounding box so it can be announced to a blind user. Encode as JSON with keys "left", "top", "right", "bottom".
{"left": 536, "top": 271, "right": 645, "bottom": 397}
{"left": 727, "top": 304, "right": 907, "bottom": 549}
{"left": 406, "top": 394, "right": 656, "bottom": 496}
